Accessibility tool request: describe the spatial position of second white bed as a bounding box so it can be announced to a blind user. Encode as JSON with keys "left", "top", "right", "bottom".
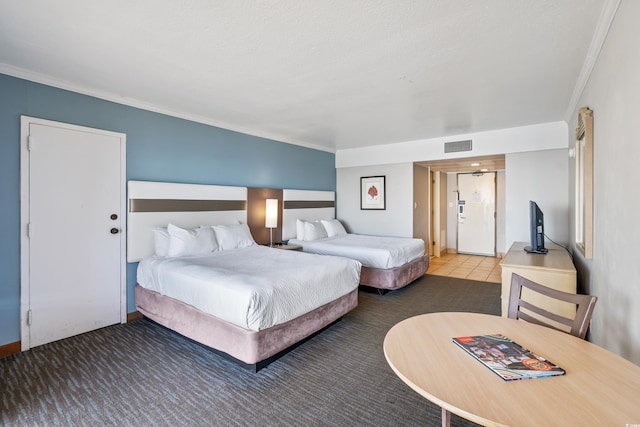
{"left": 288, "top": 234, "right": 425, "bottom": 269}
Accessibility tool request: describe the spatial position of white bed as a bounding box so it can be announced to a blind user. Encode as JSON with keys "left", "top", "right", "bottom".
{"left": 288, "top": 234, "right": 425, "bottom": 270}
{"left": 128, "top": 181, "right": 361, "bottom": 371}
{"left": 282, "top": 190, "right": 429, "bottom": 292}
{"left": 137, "top": 245, "right": 360, "bottom": 331}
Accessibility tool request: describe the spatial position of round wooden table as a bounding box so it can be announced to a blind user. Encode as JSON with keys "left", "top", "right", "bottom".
{"left": 384, "top": 312, "right": 640, "bottom": 427}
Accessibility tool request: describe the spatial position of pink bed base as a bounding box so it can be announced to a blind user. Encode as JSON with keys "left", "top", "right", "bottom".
{"left": 359, "top": 254, "right": 430, "bottom": 291}
{"left": 135, "top": 285, "right": 358, "bottom": 371}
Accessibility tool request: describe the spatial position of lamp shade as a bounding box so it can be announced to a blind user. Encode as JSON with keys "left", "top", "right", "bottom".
{"left": 265, "top": 199, "right": 278, "bottom": 228}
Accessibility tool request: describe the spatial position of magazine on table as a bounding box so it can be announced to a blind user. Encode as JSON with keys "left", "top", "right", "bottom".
{"left": 453, "top": 334, "right": 565, "bottom": 381}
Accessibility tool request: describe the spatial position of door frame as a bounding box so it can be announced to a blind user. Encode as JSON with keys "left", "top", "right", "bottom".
{"left": 431, "top": 171, "right": 440, "bottom": 257}
{"left": 20, "top": 116, "right": 127, "bottom": 351}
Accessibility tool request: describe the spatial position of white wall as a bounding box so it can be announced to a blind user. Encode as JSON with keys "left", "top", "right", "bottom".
{"left": 336, "top": 121, "right": 567, "bottom": 168}
{"left": 336, "top": 121, "right": 566, "bottom": 256}
{"left": 568, "top": 0, "right": 640, "bottom": 364}
{"left": 505, "top": 149, "right": 570, "bottom": 249}
{"left": 336, "top": 163, "right": 414, "bottom": 237}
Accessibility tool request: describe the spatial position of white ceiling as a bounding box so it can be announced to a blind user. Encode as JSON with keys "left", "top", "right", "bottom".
{"left": 0, "top": 0, "right": 608, "bottom": 153}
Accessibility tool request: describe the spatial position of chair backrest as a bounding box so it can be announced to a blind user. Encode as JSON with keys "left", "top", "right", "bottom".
{"left": 507, "top": 273, "right": 597, "bottom": 339}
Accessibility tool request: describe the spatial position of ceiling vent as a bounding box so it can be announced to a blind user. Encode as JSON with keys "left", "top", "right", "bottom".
{"left": 444, "top": 139, "right": 472, "bottom": 153}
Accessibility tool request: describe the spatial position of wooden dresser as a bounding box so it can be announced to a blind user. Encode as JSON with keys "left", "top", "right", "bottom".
{"left": 500, "top": 241, "right": 577, "bottom": 318}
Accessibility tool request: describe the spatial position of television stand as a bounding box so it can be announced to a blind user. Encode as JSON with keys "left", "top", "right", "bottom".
{"left": 524, "top": 245, "right": 548, "bottom": 254}
{"left": 500, "top": 242, "right": 576, "bottom": 318}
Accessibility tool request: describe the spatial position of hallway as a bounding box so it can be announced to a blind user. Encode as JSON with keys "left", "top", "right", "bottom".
{"left": 426, "top": 253, "right": 502, "bottom": 283}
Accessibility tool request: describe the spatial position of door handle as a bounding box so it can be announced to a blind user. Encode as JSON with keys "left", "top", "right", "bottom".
{"left": 110, "top": 228, "right": 120, "bottom": 234}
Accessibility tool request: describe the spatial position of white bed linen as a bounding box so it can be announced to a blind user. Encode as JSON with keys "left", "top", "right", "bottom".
{"left": 288, "top": 234, "right": 424, "bottom": 269}
{"left": 137, "top": 245, "right": 361, "bottom": 331}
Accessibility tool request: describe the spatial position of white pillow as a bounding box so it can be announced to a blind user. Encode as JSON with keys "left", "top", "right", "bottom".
{"left": 152, "top": 227, "right": 170, "bottom": 256}
{"left": 167, "top": 224, "right": 217, "bottom": 257}
{"left": 296, "top": 219, "right": 307, "bottom": 240}
{"left": 212, "top": 223, "right": 256, "bottom": 250}
{"left": 303, "top": 220, "right": 328, "bottom": 241}
{"left": 321, "top": 219, "right": 347, "bottom": 237}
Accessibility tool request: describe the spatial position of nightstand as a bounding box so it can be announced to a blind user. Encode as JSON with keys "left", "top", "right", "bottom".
{"left": 271, "top": 244, "right": 302, "bottom": 251}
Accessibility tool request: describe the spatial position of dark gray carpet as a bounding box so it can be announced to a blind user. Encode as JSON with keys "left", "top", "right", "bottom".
{"left": 0, "top": 275, "right": 500, "bottom": 426}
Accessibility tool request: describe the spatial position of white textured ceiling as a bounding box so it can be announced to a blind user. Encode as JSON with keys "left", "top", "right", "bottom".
{"left": 0, "top": 0, "right": 607, "bottom": 152}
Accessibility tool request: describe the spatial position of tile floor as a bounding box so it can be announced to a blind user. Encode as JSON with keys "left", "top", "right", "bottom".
{"left": 426, "top": 252, "right": 502, "bottom": 283}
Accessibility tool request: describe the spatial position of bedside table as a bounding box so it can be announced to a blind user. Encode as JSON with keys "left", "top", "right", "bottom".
{"left": 271, "top": 244, "right": 302, "bottom": 251}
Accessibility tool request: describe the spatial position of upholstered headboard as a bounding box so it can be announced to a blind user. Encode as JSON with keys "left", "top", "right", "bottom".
{"left": 127, "top": 180, "right": 248, "bottom": 262}
{"left": 282, "top": 189, "right": 335, "bottom": 240}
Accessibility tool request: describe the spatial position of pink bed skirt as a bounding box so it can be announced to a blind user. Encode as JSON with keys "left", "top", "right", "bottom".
{"left": 359, "top": 255, "right": 430, "bottom": 290}
{"left": 135, "top": 285, "right": 358, "bottom": 367}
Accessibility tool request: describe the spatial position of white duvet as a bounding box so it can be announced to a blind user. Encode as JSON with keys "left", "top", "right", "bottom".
{"left": 137, "top": 245, "right": 361, "bottom": 331}
{"left": 288, "top": 234, "right": 425, "bottom": 269}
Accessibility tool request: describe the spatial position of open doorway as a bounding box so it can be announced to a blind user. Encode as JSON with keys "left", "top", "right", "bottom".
{"left": 417, "top": 154, "right": 505, "bottom": 260}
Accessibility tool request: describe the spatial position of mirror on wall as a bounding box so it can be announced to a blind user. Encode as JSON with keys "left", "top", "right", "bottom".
{"left": 575, "top": 107, "right": 593, "bottom": 259}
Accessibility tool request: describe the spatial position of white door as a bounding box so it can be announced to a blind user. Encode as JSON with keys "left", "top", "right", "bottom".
{"left": 20, "top": 117, "right": 126, "bottom": 349}
{"left": 457, "top": 172, "right": 496, "bottom": 256}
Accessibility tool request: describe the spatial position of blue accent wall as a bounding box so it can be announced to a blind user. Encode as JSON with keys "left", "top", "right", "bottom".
{"left": 0, "top": 73, "right": 336, "bottom": 347}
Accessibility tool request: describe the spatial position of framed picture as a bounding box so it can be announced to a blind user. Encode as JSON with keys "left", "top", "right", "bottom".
{"left": 361, "top": 176, "right": 386, "bottom": 210}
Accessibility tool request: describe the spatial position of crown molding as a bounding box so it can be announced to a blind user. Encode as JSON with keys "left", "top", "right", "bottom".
{"left": 564, "top": 0, "right": 622, "bottom": 122}
{"left": 0, "top": 63, "right": 335, "bottom": 154}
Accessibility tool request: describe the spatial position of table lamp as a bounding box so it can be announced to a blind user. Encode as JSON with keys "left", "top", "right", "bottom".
{"left": 265, "top": 198, "right": 278, "bottom": 247}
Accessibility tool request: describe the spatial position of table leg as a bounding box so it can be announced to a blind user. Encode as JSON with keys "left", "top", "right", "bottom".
{"left": 441, "top": 407, "right": 451, "bottom": 427}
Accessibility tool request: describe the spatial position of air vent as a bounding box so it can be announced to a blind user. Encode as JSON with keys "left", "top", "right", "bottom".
{"left": 444, "top": 139, "right": 472, "bottom": 153}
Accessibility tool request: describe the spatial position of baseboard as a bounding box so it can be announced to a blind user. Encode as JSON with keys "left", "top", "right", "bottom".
{"left": 127, "top": 311, "right": 143, "bottom": 322}
{"left": 0, "top": 341, "right": 21, "bottom": 359}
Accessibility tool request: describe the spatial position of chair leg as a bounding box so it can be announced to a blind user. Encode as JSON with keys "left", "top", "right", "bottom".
{"left": 442, "top": 407, "right": 451, "bottom": 427}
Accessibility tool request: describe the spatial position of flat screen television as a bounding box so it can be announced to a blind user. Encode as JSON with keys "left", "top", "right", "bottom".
{"left": 524, "top": 201, "right": 548, "bottom": 254}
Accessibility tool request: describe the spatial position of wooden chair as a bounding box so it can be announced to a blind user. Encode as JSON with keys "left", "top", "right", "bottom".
{"left": 508, "top": 273, "right": 597, "bottom": 339}
{"left": 438, "top": 275, "right": 597, "bottom": 427}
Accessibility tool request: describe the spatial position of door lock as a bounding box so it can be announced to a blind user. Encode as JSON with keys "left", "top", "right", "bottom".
{"left": 110, "top": 214, "right": 118, "bottom": 220}
{"left": 110, "top": 228, "right": 119, "bottom": 234}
